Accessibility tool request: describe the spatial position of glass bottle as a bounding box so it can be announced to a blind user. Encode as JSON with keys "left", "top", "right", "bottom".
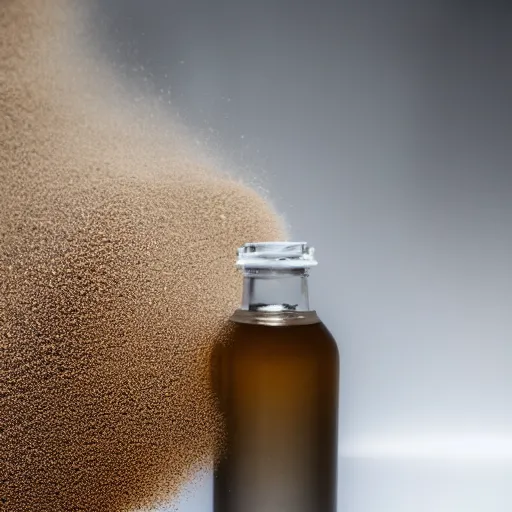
{"left": 212, "top": 242, "right": 339, "bottom": 512}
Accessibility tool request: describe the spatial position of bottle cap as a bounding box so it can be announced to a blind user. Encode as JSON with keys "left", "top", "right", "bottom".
{"left": 236, "top": 242, "right": 318, "bottom": 270}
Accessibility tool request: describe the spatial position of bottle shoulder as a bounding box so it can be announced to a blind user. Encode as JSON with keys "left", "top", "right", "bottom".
{"left": 223, "top": 311, "right": 339, "bottom": 358}
{"left": 230, "top": 309, "right": 321, "bottom": 327}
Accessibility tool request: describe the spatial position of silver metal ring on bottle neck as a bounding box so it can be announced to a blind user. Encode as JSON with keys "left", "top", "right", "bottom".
{"left": 236, "top": 241, "right": 318, "bottom": 271}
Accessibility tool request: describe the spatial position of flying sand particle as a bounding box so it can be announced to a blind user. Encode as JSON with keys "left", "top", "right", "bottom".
{"left": 0, "top": 0, "right": 285, "bottom": 510}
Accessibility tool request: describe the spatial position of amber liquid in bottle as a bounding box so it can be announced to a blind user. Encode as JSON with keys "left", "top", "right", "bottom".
{"left": 212, "top": 242, "right": 339, "bottom": 512}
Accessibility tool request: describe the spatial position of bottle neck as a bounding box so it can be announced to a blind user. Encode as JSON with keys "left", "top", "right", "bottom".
{"left": 240, "top": 268, "right": 311, "bottom": 312}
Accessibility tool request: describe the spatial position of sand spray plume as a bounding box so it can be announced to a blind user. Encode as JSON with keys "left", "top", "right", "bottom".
{"left": 0, "top": 0, "right": 286, "bottom": 510}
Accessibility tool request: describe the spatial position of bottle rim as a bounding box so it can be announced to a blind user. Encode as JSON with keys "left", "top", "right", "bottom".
{"left": 236, "top": 241, "right": 318, "bottom": 270}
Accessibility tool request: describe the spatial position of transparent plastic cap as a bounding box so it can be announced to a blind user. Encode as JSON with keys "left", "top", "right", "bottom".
{"left": 236, "top": 242, "right": 318, "bottom": 270}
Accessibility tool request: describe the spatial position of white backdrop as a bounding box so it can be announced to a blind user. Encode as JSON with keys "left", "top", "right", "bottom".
{"left": 97, "top": 1, "right": 512, "bottom": 510}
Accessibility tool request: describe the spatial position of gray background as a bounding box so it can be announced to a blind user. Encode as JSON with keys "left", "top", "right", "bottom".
{"left": 94, "top": 1, "right": 512, "bottom": 510}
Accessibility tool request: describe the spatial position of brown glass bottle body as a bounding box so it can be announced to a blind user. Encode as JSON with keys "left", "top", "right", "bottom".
{"left": 213, "top": 311, "right": 339, "bottom": 512}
